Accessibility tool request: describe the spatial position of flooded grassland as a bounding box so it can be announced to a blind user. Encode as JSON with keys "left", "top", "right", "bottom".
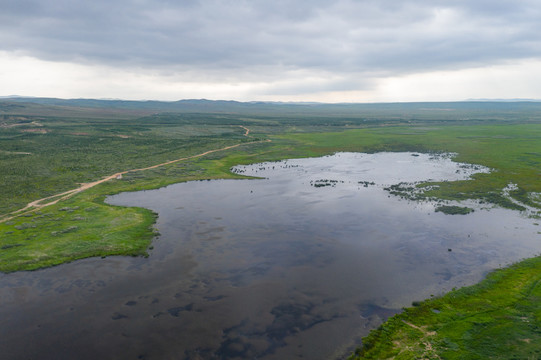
{"left": 1, "top": 152, "right": 539, "bottom": 359}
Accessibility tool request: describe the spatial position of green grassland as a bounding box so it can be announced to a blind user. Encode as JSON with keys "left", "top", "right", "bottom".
{"left": 349, "top": 256, "right": 541, "bottom": 360}
{"left": 1, "top": 100, "right": 541, "bottom": 273}
{"left": 0, "top": 111, "right": 256, "bottom": 214}
{"left": 1, "top": 99, "right": 541, "bottom": 358}
{"left": 278, "top": 124, "right": 541, "bottom": 211}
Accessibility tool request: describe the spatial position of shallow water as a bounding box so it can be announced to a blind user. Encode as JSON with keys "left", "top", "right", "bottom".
{"left": 1, "top": 152, "right": 539, "bottom": 359}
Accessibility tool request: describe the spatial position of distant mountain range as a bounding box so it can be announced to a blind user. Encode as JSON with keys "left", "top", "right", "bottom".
{"left": 2, "top": 96, "right": 541, "bottom": 119}
{"left": 466, "top": 98, "right": 541, "bottom": 102}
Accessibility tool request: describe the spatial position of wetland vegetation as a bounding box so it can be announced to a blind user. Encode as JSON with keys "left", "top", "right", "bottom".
{"left": 435, "top": 205, "right": 475, "bottom": 215}
{"left": 1, "top": 98, "right": 541, "bottom": 358}
{"left": 350, "top": 255, "right": 541, "bottom": 359}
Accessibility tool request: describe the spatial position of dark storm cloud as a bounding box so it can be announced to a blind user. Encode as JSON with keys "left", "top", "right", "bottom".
{"left": 1, "top": 0, "right": 540, "bottom": 78}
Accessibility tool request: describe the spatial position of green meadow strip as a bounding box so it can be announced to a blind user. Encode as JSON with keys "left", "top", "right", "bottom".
{"left": 349, "top": 256, "right": 541, "bottom": 359}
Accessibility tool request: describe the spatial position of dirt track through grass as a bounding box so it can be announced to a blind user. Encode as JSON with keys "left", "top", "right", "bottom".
{"left": 1, "top": 129, "right": 265, "bottom": 223}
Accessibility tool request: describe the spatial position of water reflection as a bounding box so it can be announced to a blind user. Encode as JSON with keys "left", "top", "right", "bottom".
{"left": 0, "top": 153, "right": 539, "bottom": 359}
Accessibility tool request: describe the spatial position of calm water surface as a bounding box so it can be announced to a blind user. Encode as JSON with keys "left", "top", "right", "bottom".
{"left": 1, "top": 152, "right": 539, "bottom": 359}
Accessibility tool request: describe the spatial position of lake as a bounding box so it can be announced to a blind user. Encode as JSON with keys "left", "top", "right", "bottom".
{"left": 1, "top": 152, "right": 539, "bottom": 359}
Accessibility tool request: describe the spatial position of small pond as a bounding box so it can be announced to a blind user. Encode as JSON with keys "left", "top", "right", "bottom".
{"left": 0, "top": 152, "right": 539, "bottom": 359}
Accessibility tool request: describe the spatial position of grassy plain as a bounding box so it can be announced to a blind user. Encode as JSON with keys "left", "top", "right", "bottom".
{"left": 1, "top": 100, "right": 541, "bottom": 273}
{"left": 1, "top": 99, "right": 541, "bottom": 357}
{"left": 279, "top": 124, "right": 541, "bottom": 210}
{"left": 349, "top": 256, "right": 541, "bottom": 359}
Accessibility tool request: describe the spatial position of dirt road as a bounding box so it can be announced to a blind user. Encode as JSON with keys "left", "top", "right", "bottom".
{"left": 1, "top": 132, "right": 268, "bottom": 223}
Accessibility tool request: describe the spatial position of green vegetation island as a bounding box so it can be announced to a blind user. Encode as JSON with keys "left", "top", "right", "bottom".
{"left": 1, "top": 98, "right": 541, "bottom": 358}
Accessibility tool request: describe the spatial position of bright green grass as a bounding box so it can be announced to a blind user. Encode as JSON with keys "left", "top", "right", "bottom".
{"left": 276, "top": 124, "right": 541, "bottom": 208}
{"left": 2, "top": 103, "right": 541, "bottom": 359}
{"left": 0, "top": 192, "right": 157, "bottom": 272}
{"left": 0, "top": 114, "right": 252, "bottom": 215}
{"left": 2, "top": 123, "right": 541, "bottom": 272}
{"left": 0, "top": 134, "right": 339, "bottom": 273}
{"left": 349, "top": 256, "right": 541, "bottom": 359}
{"left": 0, "top": 140, "right": 284, "bottom": 272}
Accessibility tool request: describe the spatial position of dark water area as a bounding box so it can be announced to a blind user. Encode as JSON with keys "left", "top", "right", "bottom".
{"left": 1, "top": 152, "right": 540, "bottom": 359}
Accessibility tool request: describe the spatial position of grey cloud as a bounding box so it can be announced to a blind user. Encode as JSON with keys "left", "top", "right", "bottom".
{"left": 1, "top": 0, "right": 541, "bottom": 84}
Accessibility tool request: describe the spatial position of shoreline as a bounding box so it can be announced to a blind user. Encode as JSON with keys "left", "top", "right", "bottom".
{"left": 349, "top": 254, "right": 541, "bottom": 359}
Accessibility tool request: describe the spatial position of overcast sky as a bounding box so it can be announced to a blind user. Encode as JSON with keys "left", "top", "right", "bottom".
{"left": 1, "top": 0, "right": 541, "bottom": 102}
